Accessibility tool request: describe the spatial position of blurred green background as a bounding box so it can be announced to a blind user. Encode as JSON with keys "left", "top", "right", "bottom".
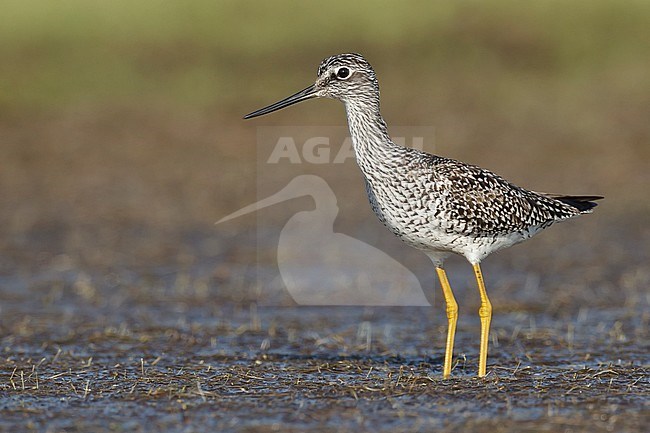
{"left": 1, "top": 0, "right": 649, "bottom": 273}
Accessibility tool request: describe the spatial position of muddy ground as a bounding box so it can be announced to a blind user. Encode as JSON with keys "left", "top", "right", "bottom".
{"left": 0, "top": 108, "right": 648, "bottom": 432}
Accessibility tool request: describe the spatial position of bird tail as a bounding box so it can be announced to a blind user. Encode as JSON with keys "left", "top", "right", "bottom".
{"left": 544, "top": 194, "right": 603, "bottom": 213}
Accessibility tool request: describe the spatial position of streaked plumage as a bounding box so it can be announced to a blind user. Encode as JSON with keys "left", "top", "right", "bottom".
{"left": 244, "top": 53, "right": 602, "bottom": 377}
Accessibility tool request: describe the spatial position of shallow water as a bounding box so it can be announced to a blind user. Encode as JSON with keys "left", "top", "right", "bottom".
{"left": 1, "top": 111, "right": 649, "bottom": 432}
{"left": 2, "top": 263, "right": 648, "bottom": 432}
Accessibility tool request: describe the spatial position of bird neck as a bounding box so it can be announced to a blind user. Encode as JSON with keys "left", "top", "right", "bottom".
{"left": 344, "top": 101, "right": 401, "bottom": 172}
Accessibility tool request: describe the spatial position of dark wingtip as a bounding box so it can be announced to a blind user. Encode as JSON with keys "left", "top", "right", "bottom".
{"left": 552, "top": 195, "right": 604, "bottom": 212}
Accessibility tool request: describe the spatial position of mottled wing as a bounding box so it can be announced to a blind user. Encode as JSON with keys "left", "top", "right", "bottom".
{"left": 406, "top": 152, "right": 583, "bottom": 237}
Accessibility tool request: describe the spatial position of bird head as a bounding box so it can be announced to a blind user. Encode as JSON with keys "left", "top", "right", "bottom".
{"left": 244, "top": 53, "right": 379, "bottom": 119}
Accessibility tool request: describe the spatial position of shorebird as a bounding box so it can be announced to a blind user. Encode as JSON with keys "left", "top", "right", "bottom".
{"left": 243, "top": 53, "right": 602, "bottom": 378}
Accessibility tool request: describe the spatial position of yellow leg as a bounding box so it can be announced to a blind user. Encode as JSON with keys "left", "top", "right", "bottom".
{"left": 472, "top": 263, "right": 492, "bottom": 377}
{"left": 436, "top": 267, "right": 458, "bottom": 379}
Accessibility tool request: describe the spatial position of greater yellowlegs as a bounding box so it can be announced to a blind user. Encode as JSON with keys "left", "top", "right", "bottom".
{"left": 244, "top": 53, "right": 602, "bottom": 378}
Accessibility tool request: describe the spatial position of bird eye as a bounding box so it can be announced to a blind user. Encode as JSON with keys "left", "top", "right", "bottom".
{"left": 336, "top": 67, "right": 351, "bottom": 79}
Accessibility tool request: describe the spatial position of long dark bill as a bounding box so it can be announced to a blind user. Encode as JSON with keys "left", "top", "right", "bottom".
{"left": 243, "top": 84, "right": 318, "bottom": 119}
